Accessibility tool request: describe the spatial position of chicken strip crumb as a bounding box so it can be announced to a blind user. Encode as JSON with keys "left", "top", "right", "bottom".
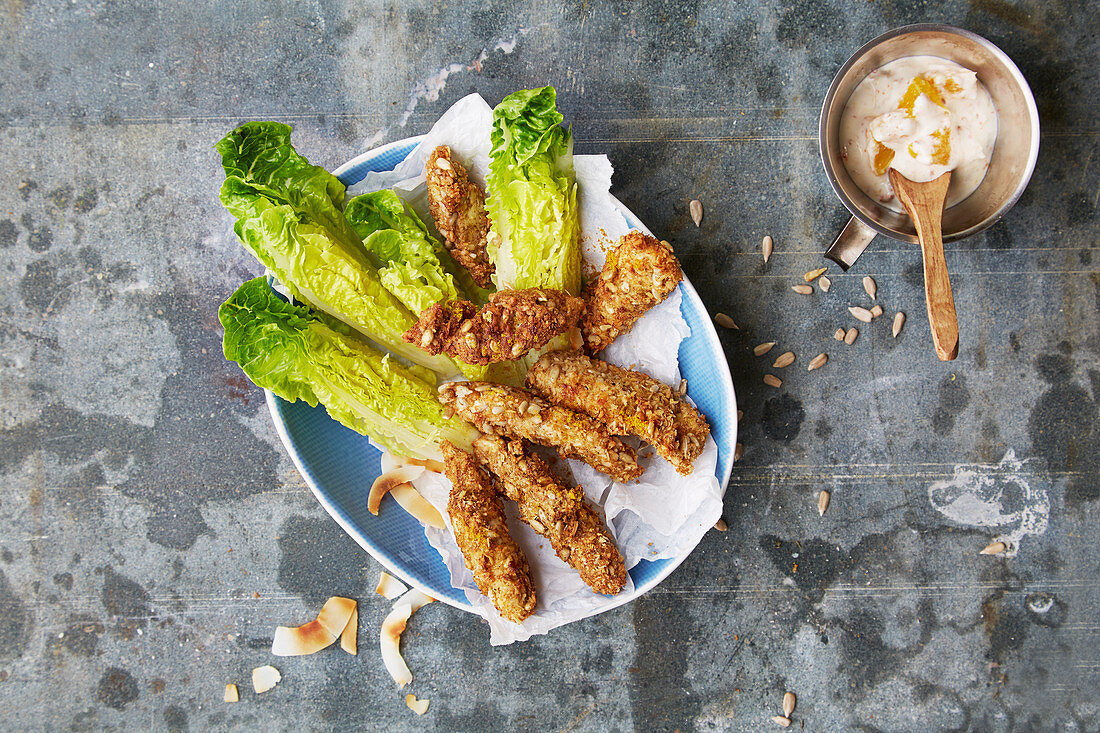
{"left": 426, "top": 146, "right": 495, "bottom": 288}
{"left": 526, "top": 351, "right": 710, "bottom": 475}
{"left": 441, "top": 441, "right": 536, "bottom": 624}
{"left": 438, "top": 382, "right": 642, "bottom": 483}
{"left": 582, "top": 230, "right": 683, "bottom": 354}
{"left": 403, "top": 288, "right": 585, "bottom": 365}
{"left": 474, "top": 435, "right": 626, "bottom": 595}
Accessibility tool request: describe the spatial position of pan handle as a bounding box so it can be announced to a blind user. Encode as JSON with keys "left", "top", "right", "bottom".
{"left": 824, "top": 216, "right": 877, "bottom": 271}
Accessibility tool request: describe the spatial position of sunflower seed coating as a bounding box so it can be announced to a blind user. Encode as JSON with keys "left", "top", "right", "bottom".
{"left": 425, "top": 145, "right": 495, "bottom": 288}
{"left": 441, "top": 441, "right": 536, "bottom": 623}
{"left": 403, "top": 288, "right": 584, "bottom": 365}
{"left": 582, "top": 231, "right": 683, "bottom": 354}
{"left": 473, "top": 435, "right": 626, "bottom": 595}
{"left": 438, "top": 382, "right": 642, "bottom": 482}
{"left": 525, "top": 351, "right": 711, "bottom": 476}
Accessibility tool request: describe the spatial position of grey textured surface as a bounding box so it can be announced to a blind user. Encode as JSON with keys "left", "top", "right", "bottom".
{"left": 0, "top": 1, "right": 1097, "bottom": 730}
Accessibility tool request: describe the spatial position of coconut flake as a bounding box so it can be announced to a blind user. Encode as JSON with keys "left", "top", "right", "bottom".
{"left": 380, "top": 590, "right": 437, "bottom": 688}
{"left": 271, "top": 596, "right": 357, "bottom": 656}
{"left": 340, "top": 607, "right": 358, "bottom": 655}
{"left": 390, "top": 484, "right": 445, "bottom": 528}
{"left": 375, "top": 571, "right": 409, "bottom": 600}
{"left": 223, "top": 683, "right": 239, "bottom": 703}
{"left": 252, "top": 665, "right": 281, "bottom": 694}
{"left": 368, "top": 467, "right": 425, "bottom": 515}
{"left": 406, "top": 693, "right": 430, "bottom": 715}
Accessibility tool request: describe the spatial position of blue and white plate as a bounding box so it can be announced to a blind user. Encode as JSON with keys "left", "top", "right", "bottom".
{"left": 266, "top": 137, "right": 737, "bottom": 612}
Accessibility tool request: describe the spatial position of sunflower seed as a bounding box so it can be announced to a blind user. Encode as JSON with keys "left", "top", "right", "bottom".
{"left": 892, "top": 311, "right": 905, "bottom": 337}
{"left": 772, "top": 351, "right": 795, "bottom": 368}
{"left": 849, "top": 306, "right": 873, "bottom": 323}
{"left": 754, "top": 341, "right": 776, "bottom": 356}
{"left": 763, "top": 374, "right": 783, "bottom": 388}
{"left": 804, "top": 267, "right": 827, "bottom": 282}
{"left": 833, "top": 328, "right": 846, "bottom": 341}
{"left": 791, "top": 284, "right": 814, "bottom": 295}
{"left": 690, "top": 199, "right": 703, "bottom": 226}
{"left": 980, "top": 540, "right": 1006, "bottom": 555}
{"left": 713, "top": 518, "right": 728, "bottom": 532}
{"left": 714, "top": 312, "right": 738, "bottom": 330}
{"left": 870, "top": 304, "right": 884, "bottom": 318}
{"left": 762, "top": 235, "right": 773, "bottom": 263}
{"left": 771, "top": 716, "right": 791, "bottom": 728}
{"left": 844, "top": 327, "right": 859, "bottom": 345}
{"left": 819, "top": 275, "right": 831, "bottom": 292}
{"left": 783, "top": 691, "right": 797, "bottom": 717}
{"left": 817, "top": 490, "right": 830, "bottom": 516}
{"left": 734, "top": 442, "right": 743, "bottom": 461}
{"left": 863, "top": 275, "right": 877, "bottom": 299}
{"left": 808, "top": 353, "right": 828, "bottom": 371}
{"left": 678, "top": 378, "right": 688, "bottom": 396}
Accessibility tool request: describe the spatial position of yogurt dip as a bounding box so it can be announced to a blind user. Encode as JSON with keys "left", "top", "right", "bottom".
{"left": 839, "top": 55, "right": 998, "bottom": 211}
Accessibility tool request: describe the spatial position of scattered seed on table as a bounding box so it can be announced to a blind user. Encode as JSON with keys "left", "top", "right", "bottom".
{"left": 870, "top": 304, "right": 884, "bottom": 318}
{"left": 678, "top": 378, "right": 688, "bottom": 396}
{"left": 772, "top": 351, "right": 796, "bottom": 368}
{"left": 980, "top": 540, "right": 1006, "bottom": 555}
{"left": 783, "top": 692, "right": 797, "bottom": 717}
{"left": 804, "top": 267, "right": 827, "bottom": 282}
{"left": 737, "top": 409, "right": 744, "bottom": 422}
{"left": 817, "top": 490, "right": 831, "bottom": 516}
{"left": 734, "top": 442, "right": 744, "bottom": 461}
{"left": 863, "top": 275, "right": 877, "bottom": 299}
{"left": 771, "top": 716, "right": 791, "bottom": 728}
{"left": 714, "top": 312, "right": 738, "bottom": 329}
{"left": 844, "top": 327, "right": 859, "bottom": 345}
{"left": 763, "top": 374, "right": 783, "bottom": 388}
{"left": 833, "top": 328, "right": 846, "bottom": 341}
{"left": 754, "top": 341, "right": 776, "bottom": 356}
{"left": 713, "top": 518, "right": 728, "bottom": 531}
{"left": 849, "top": 306, "right": 873, "bottom": 323}
{"left": 762, "top": 235, "right": 774, "bottom": 263}
{"left": 791, "top": 284, "right": 813, "bottom": 295}
{"left": 892, "top": 311, "right": 905, "bottom": 337}
{"left": 808, "top": 353, "right": 828, "bottom": 371}
{"left": 690, "top": 199, "right": 703, "bottom": 227}
{"left": 819, "top": 275, "right": 831, "bottom": 292}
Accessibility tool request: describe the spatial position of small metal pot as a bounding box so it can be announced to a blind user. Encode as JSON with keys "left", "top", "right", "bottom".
{"left": 819, "top": 24, "right": 1040, "bottom": 269}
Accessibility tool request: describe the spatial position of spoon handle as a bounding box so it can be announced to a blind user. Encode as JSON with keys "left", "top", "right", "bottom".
{"left": 890, "top": 170, "right": 959, "bottom": 361}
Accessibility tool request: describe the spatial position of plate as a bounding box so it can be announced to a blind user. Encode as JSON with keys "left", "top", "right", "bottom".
{"left": 266, "top": 137, "right": 737, "bottom": 612}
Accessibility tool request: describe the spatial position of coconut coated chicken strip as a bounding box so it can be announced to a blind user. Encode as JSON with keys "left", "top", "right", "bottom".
{"left": 402, "top": 288, "right": 584, "bottom": 365}
{"left": 426, "top": 146, "right": 495, "bottom": 288}
{"left": 473, "top": 435, "right": 626, "bottom": 595}
{"left": 526, "top": 351, "right": 710, "bottom": 475}
{"left": 437, "top": 382, "right": 642, "bottom": 483}
{"left": 441, "top": 441, "right": 536, "bottom": 624}
{"left": 581, "top": 230, "right": 683, "bottom": 354}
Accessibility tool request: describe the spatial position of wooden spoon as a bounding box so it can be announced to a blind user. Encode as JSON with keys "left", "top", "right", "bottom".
{"left": 888, "top": 169, "right": 959, "bottom": 361}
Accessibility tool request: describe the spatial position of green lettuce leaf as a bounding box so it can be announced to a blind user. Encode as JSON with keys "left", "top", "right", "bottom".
{"left": 220, "top": 277, "right": 477, "bottom": 461}
{"left": 216, "top": 122, "right": 460, "bottom": 377}
{"left": 486, "top": 86, "right": 581, "bottom": 295}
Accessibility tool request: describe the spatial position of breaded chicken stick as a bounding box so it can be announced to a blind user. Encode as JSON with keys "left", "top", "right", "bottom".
{"left": 441, "top": 441, "right": 536, "bottom": 623}
{"left": 473, "top": 435, "right": 626, "bottom": 595}
{"left": 426, "top": 146, "right": 495, "bottom": 288}
{"left": 402, "top": 288, "right": 584, "bottom": 365}
{"left": 526, "top": 351, "right": 711, "bottom": 475}
{"left": 582, "top": 230, "right": 683, "bottom": 354}
{"left": 438, "top": 382, "right": 642, "bottom": 483}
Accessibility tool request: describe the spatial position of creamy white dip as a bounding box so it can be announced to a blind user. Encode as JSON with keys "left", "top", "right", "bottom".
{"left": 839, "top": 55, "right": 998, "bottom": 211}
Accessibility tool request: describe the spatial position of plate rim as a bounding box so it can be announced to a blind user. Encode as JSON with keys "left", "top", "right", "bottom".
{"left": 268, "top": 135, "right": 738, "bottom": 617}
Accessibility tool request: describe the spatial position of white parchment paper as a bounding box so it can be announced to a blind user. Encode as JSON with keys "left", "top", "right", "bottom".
{"left": 361, "top": 93, "right": 722, "bottom": 644}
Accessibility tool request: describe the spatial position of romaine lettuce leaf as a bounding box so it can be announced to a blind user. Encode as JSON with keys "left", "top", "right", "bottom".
{"left": 485, "top": 86, "right": 581, "bottom": 295}
{"left": 216, "top": 122, "right": 460, "bottom": 377}
{"left": 220, "top": 277, "right": 477, "bottom": 461}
